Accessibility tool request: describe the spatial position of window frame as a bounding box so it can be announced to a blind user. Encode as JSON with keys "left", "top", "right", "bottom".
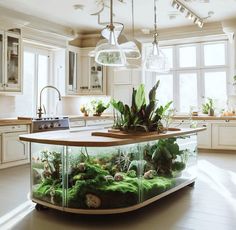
{"left": 144, "top": 38, "right": 229, "bottom": 113}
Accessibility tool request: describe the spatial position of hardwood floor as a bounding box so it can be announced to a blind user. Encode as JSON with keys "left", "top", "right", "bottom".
{"left": 0, "top": 152, "right": 236, "bottom": 230}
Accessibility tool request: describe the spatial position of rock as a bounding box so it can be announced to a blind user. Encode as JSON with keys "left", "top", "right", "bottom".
{"left": 114, "top": 173, "right": 124, "bottom": 181}
{"left": 144, "top": 170, "right": 157, "bottom": 179}
{"left": 85, "top": 194, "right": 101, "bottom": 208}
{"left": 127, "top": 170, "right": 137, "bottom": 178}
{"left": 77, "top": 163, "right": 86, "bottom": 172}
{"left": 104, "top": 175, "right": 114, "bottom": 182}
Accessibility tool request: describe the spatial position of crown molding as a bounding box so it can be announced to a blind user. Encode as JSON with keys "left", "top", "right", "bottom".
{"left": 0, "top": 6, "right": 75, "bottom": 39}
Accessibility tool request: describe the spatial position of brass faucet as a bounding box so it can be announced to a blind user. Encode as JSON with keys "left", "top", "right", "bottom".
{"left": 37, "top": 85, "right": 62, "bottom": 118}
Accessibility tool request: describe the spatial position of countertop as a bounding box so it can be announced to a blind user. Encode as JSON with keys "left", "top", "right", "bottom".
{"left": 19, "top": 127, "right": 205, "bottom": 147}
{"left": 0, "top": 118, "right": 32, "bottom": 126}
{"left": 173, "top": 115, "right": 236, "bottom": 121}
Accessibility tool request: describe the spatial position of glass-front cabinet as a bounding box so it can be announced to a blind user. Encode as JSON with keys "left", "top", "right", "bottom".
{"left": 67, "top": 47, "right": 106, "bottom": 95}
{"left": 30, "top": 134, "right": 197, "bottom": 213}
{"left": 0, "top": 30, "right": 22, "bottom": 92}
{"left": 67, "top": 50, "right": 78, "bottom": 94}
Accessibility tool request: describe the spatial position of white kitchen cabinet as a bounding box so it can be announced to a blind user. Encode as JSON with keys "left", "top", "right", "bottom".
{"left": 78, "top": 49, "right": 106, "bottom": 95}
{"left": 196, "top": 122, "right": 212, "bottom": 149}
{"left": 2, "top": 131, "right": 28, "bottom": 163}
{"left": 0, "top": 29, "right": 22, "bottom": 93}
{"left": 110, "top": 68, "right": 142, "bottom": 106}
{"left": 212, "top": 122, "right": 236, "bottom": 150}
{"left": 66, "top": 47, "right": 106, "bottom": 95}
{"left": 66, "top": 46, "right": 80, "bottom": 95}
{"left": 0, "top": 124, "right": 30, "bottom": 168}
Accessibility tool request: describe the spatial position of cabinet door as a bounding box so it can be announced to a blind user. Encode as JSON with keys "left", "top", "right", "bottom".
{"left": 89, "top": 57, "right": 106, "bottom": 95}
{"left": 78, "top": 56, "right": 90, "bottom": 94}
{"left": 113, "top": 69, "right": 132, "bottom": 84}
{"left": 0, "top": 32, "right": 4, "bottom": 90}
{"left": 113, "top": 84, "right": 133, "bottom": 106}
{"left": 4, "top": 32, "right": 21, "bottom": 92}
{"left": 197, "top": 122, "right": 211, "bottom": 149}
{"left": 2, "top": 131, "right": 28, "bottom": 163}
{"left": 212, "top": 122, "right": 236, "bottom": 150}
{"left": 67, "top": 50, "right": 78, "bottom": 94}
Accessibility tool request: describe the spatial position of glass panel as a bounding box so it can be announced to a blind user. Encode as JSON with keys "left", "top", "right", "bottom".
{"left": 90, "top": 58, "right": 103, "bottom": 93}
{"left": 204, "top": 71, "right": 227, "bottom": 110}
{"left": 179, "top": 46, "right": 197, "bottom": 68}
{"left": 30, "top": 134, "right": 197, "bottom": 211}
{"left": 68, "top": 51, "right": 77, "bottom": 91}
{"left": 0, "top": 34, "right": 3, "bottom": 85}
{"left": 154, "top": 73, "right": 173, "bottom": 106}
{"left": 31, "top": 143, "right": 65, "bottom": 207}
{"left": 6, "top": 36, "right": 19, "bottom": 85}
{"left": 179, "top": 73, "right": 198, "bottom": 113}
{"left": 162, "top": 47, "right": 173, "bottom": 69}
{"left": 38, "top": 54, "right": 49, "bottom": 115}
{"left": 15, "top": 52, "right": 35, "bottom": 116}
{"left": 204, "top": 43, "right": 226, "bottom": 66}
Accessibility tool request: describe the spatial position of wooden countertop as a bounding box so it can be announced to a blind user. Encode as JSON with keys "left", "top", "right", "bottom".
{"left": 173, "top": 115, "right": 236, "bottom": 121}
{"left": 69, "top": 114, "right": 113, "bottom": 120}
{"left": 19, "top": 127, "right": 205, "bottom": 147}
{"left": 0, "top": 118, "right": 32, "bottom": 126}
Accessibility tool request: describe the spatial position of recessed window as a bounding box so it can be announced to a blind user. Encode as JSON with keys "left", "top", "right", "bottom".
{"left": 154, "top": 74, "right": 173, "bottom": 106}
{"left": 204, "top": 71, "right": 227, "bottom": 109}
{"left": 179, "top": 73, "right": 198, "bottom": 113}
{"left": 204, "top": 43, "right": 226, "bottom": 66}
{"left": 179, "top": 46, "right": 197, "bottom": 68}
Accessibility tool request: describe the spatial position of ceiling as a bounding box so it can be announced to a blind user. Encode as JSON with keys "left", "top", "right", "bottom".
{"left": 0, "top": 0, "right": 236, "bottom": 35}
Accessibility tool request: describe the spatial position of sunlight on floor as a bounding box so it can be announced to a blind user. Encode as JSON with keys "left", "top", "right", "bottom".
{"left": 0, "top": 200, "right": 35, "bottom": 230}
{"left": 198, "top": 159, "right": 236, "bottom": 212}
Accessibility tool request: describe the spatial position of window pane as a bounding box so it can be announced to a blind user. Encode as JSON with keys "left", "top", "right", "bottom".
{"left": 154, "top": 74, "right": 173, "bottom": 106}
{"left": 204, "top": 72, "right": 227, "bottom": 110}
{"left": 204, "top": 43, "right": 225, "bottom": 66}
{"left": 38, "top": 55, "right": 49, "bottom": 115}
{"left": 179, "top": 73, "right": 198, "bottom": 113}
{"left": 179, "top": 46, "right": 196, "bottom": 68}
{"left": 162, "top": 48, "right": 173, "bottom": 68}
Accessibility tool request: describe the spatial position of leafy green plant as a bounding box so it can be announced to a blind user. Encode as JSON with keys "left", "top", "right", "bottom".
{"left": 202, "top": 98, "right": 214, "bottom": 114}
{"left": 91, "top": 100, "right": 109, "bottom": 116}
{"left": 143, "top": 138, "right": 186, "bottom": 177}
{"left": 111, "top": 81, "right": 172, "bottom": 132}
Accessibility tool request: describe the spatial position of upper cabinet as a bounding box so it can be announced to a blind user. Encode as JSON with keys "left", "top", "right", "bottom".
{"left": 0, "top": 29, "right": 22, "bottom": 93}
{"left": 66, "top": 47, "right": 106, "bottom": 96}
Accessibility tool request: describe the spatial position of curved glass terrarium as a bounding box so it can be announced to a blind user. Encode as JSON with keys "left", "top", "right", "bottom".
{"left": 30, "top": 133, "right": 197, "bottom": 212}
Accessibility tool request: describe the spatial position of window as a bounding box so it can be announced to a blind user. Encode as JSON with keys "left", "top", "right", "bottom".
{"left": 23, "top": 45, "right": 52, "bottom": 116}
{"left": 179, "top": 72, "right": 198, "bottom": 113}
{"left": 145, "top": 40, "right": 229, "bottom": 113}
{"left": 179, "top": 45, "right": 197, "bottom": 68}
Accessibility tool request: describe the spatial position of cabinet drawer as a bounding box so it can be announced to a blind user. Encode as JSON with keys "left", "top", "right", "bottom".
{"left": 69, "top": 120, "right": 86, "bottom": 128}
{"left": 86, "top": 119, "right": 113, "bottom": 126}
{"left": 0, "top": 125, "right": 28, "bottom": 133}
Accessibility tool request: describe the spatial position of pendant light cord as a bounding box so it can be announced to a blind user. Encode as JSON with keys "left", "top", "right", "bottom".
{"left": 153, "top": 0, "right": 158, "bottom": 43}
{"left": 132, "top": 0, "right": 134, "bottom": 38}
{"left": 110, "top": 0, "right": 114, "bottom": 30}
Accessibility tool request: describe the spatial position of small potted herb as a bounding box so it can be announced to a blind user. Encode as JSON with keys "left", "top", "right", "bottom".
{"left": 202, "top": 98, "right": 215, "bottom": 116}
{"left": 80, "top": 104, "right": 90, "bottom": 117}
{"left": 91, "top": 100, "right": 109, "bottom": 116}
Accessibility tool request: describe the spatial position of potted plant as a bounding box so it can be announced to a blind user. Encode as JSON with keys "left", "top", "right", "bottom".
{"left": 91, "top": 100, "right": 109, "bottom": 116}
{"left": 110, "top": 80, "right": 172, "bottom": 132}
{"left": 202, "top": 98, "right": 215, "bottom": 116}
{"left": 80, "top": 104, "right": 90, "bottom": 117}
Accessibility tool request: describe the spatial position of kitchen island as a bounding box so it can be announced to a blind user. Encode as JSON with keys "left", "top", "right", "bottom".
{"left": 20, "top": 127, "right": 204, "bottom": 214}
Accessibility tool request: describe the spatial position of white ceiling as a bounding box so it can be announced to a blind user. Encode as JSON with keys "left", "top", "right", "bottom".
{"left": 0, "top": 0, "right": 235, "bottom": 34}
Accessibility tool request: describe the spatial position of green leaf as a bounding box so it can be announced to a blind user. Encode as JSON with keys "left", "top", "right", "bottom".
{"left": 135, "top": 84, "right": 146, "bottom": 111}
{"left": 149, "top": 80, "right": 160, "bottom": 102}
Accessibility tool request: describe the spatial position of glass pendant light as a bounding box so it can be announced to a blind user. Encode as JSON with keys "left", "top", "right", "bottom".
{"left": 95, "top": 0, "right": 126, "bottom": 67}
{"left": 144, "top": 0, "right": 170, "bottom": 73}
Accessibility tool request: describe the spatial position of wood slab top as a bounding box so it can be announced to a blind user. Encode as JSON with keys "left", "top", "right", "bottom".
{"left": 0, "top": 118, "right": 32, "bottom": 126}
{"left": 173, "top": 115, "right": 236, "bottom": 121}
{"left": 19, "top": 127, "right": 205, "bottom": 147}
